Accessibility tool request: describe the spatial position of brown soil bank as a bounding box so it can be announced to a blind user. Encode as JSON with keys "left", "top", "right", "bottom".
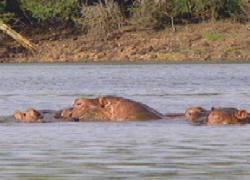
{"left": 1, "top": 22, "right": 250, "bottom": 63}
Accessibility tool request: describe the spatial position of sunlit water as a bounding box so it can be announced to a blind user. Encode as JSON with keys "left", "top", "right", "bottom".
{"left": 1, "top": 63, "right": 250, "bottom": 180}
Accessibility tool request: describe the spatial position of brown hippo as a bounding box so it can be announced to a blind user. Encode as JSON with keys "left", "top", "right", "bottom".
{"left": 185, "top": 107, "right": 210, "bottom": 124}
{"left": 98, "top": 96, "right": 165, "bottom": 121}
{"left": 14, "top": 96, "right": 184, "bottom": 123}
{"left": 14, "top": 108, "right": 73, "bottom": 123}
{"left": 232, "top": 109, "right": 250, "bottom": 124}
{"left": 68, "top": 96, "right": 164, "bottom": 122}
{"left": 207, "top": 110, "right": 240, "bottom": 125}
{"left": 185, "top": 106, "right": 244, "bottom": 125}
{"left": 14, "top": 109, "right": 45, "bottom": 123}
{"left": 67, "top": 96, "right": 185, "bottom": 122}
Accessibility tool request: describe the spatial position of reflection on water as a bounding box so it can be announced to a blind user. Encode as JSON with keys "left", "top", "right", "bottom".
{"left": 1, "top": 63, "right": 250, "bottom": 179}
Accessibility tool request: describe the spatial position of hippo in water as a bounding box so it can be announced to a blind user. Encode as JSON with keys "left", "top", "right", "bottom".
{"left": 62, "top": 96, "right": 185, "bottom": 122}
{"left": 14, "top": 96, "right": 185, "bottom": 123}
{"left": 209, "top": 108, "right": 250, "bottom": 125}
{"left": 185, "top": 106, "right": 248, "bottom": 125}
{"left": 14, "top": 108, "right": 75, "bottom": 123}
{"left": 235, "top": 110, "right": 250, "bottom": 124}
{"left": 185, "top": 107, "right": 210, "bottom": 124}
{"left": 63, "top": 96, "right": 163, "bottom": 122}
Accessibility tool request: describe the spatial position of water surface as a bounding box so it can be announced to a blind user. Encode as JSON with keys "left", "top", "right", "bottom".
{"left": 1, "top": 63, "right": 250, "bottom": 180}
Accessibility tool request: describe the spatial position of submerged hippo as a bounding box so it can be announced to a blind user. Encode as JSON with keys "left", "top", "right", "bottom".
{"left": 14, "top": 108, "right": 73, "bottom": 123}
{"left": 14, "top": 96, "right": 185, "bottom": 123}
{"left": 226, "top": 109, "right": 250, "bottom": 124}
{"left": 65, "top": 96, "right": 163, "bottom": 122}
{"left": 185, "top": 107, "right": 210, "bottom": 124}
{"left": 185, "top": 106, "right": 246, "bottom": 125}
{"left": 63, "top": 96, "right": 184, "bottom": 122}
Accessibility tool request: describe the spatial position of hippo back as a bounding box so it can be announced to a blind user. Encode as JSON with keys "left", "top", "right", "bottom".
{"left": 98, "top": 96, "right": 163, "bottom": 121}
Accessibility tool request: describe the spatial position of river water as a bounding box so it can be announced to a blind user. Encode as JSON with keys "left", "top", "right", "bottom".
{"left": 1, "top": 63, "right": 250, "bottom": 180}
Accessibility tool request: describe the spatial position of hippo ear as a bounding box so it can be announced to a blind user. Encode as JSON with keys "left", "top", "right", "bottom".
{"left": 28, "top": 108, "right": 43, "bottom": 119}
{"left": 98, "top": 96, "right": 110, "bottom": 108}
{"left": 237, "top": 110, "right": 248, "bottom": 119}
{"left": 211, "top": 107, "right": 216, "bottom": 111}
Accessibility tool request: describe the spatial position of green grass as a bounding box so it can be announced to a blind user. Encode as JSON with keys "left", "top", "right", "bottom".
{"left": 204, "top": 32, "right": 225, "bottom": 41}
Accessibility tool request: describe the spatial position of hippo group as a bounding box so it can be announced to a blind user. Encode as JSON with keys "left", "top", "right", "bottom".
{"left": 13, "top": 95, "right": 250, "bottom": 126}
{"left": 185, "top": 107, "right": 250, "bottom": 125}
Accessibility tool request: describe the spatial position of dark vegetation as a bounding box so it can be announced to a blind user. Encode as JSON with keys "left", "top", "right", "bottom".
{"left": 0, "top": 0, "right": 249, "bottom": 34}
{"left": 0, "top": 0, "right": 249, "bottom": 63}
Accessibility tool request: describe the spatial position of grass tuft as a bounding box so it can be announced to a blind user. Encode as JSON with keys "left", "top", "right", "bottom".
{"left": 204, "top": 32, "right": 225, "bottom": 41}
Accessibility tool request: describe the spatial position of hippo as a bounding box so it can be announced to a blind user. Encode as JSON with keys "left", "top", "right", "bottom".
{"left": 207, "top": 110, "right": 240, "bottom": 125}
{"left": 185, "top": 106, "right": 245, "bottom": 125}
{"left": 14, "top": 96, "right": 185, "bottom": 123}
{"left": 185, "top": 107, "right": 210, "bottom": 124}
{"left": 232, "top": 109, "right": 250, "bottom": 124}
{"left": 14, "top": 109, "right": 45, "bottom": 123}
{"left": 65, "top": 96, "right": 185, "bottom": 122}
{"left": 66, "top": 96, "right": 163, "bottom": 122}
{"left": 14, "top": 108, "right": 74, "bottom": 123}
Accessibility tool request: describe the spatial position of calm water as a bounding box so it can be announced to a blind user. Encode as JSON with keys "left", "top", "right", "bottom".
{"left": 1, "top": 63, "right": 250, "bottom": 180}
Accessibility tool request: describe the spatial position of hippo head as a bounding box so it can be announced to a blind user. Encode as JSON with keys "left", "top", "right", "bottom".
{"left": 234, "top": 110, "right": 250, "bottom": 124}
{"left": 14, "top": 108, "right": 44, "bottom": 123}
{"left": 72, "top": 98, "right": 100, "bottom": 118}
{"left": 67, "top": 97, "right": 109, "bottom": 121}
{"left": 14, "top": 111, "right": 25, "bottom": 121}
{"left": 71, "top": 96, "right": 130, "bottom": 121}
{"left": 185, "top": 107, "right": 209, "bottom": 124}
{"left": 61, "top": 107, "right": 79, "bottom": 122}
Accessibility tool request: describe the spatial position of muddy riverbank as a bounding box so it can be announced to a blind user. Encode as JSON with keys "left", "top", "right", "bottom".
{"left": 1, "top": 22, "right": 249, "bottom": 63}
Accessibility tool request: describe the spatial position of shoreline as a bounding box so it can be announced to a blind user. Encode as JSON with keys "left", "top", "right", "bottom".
{"left": 2, "top": 60, "right": 250, "bottom": 65}
{"left": 1, "top": 22, "right": 249, "bottom": 63}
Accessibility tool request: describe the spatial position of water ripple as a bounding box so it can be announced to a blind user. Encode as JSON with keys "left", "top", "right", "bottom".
{"left": 1, "top": 64, "right": 250, "bottom": 179}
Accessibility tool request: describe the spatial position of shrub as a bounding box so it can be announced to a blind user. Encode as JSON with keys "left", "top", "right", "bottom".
{"left": 21, "top": 0, "right": 80, "bottom": 22}
{"left": 129, "top": 0, "right": 246, "bottom": 28}
{"left": 0, "top": 1, "right": 15, "bottom": 23}
{"left": 81, "top": 0, "right": 125, "bottom": 35}
{"left": 129, "top": 0, "right": 173, "bottom": 29}
{"left": 0, "top": 1, "right": 5, "bottom": 13}
{"left": 172, "top": 0, "right": 245, "bottom": 21}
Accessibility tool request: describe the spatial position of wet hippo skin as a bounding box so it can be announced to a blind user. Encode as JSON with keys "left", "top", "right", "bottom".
{"left": 185, "top": 106, "right": 250, "bottom": 125}
{"left": 69, "top": 96, "right": 164, "bottom": 122}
